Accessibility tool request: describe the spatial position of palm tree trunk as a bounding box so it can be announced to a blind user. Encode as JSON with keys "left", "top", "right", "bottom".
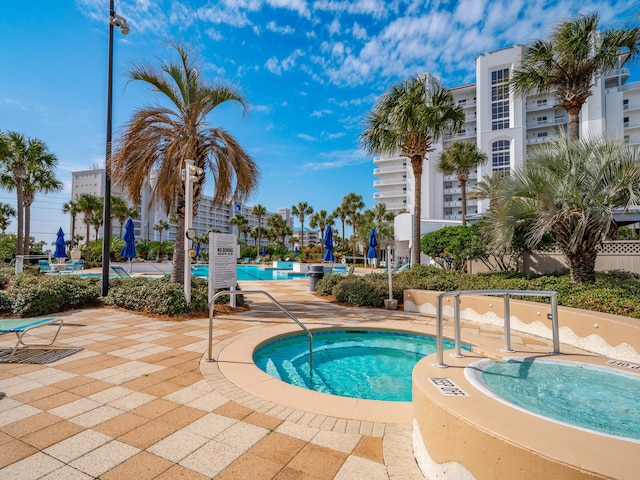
{"left": 461, "top": 179, "right": 467, "bottom": 226}
{"left": 565, "top": 247, "right": 597, "bottom": 284}
{"left": 567, "top": 109, "right": 580, "bottom": 144}
{"left": 16, "top": 180, "right": 24, "bottom": 256}
{"left": 23, "top": 203, "right": 31, "bottom": 255}
{"left": 71, "top": 215, "right": 76, "bottom": 247}
{"left": 411, "top": 155, "right": 423, "bottom": 266}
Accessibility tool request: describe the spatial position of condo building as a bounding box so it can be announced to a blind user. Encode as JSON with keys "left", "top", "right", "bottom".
{"left": 70, "top": 167, "right": 292, "bottom": 246}
{"left": 373, "top": 45, "right": 640, "bottom": 264}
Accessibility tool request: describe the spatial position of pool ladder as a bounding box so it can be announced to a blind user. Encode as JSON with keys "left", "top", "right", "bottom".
{"left": 435, "top": 289, "right": 561, "bottom": 368}
{"left": 207, "top": 290, "right": 313, "bottom": 378}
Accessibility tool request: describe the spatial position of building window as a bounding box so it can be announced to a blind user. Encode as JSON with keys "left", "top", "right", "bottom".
{"left": 491, "top": 68, "right": 510, "bottom": 130}
{"left": 537, "top": 131, "right": 548, "bottom": 138}
{"left": 492, "top": 140, "right": 510, "bottom": 175}
{"left": 537, "top": 99, "right": 547, "bottom": 106}
{"left": 537, "top": 116, "right": 547, "bottom": 124}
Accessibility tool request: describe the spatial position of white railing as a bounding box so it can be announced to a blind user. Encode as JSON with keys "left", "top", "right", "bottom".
{"left": 434, "top": 289, "right": 560, "bottom": 368}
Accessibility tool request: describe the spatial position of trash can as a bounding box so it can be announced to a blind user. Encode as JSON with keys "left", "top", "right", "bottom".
{"left": 309, "top": 264, "right": 324, "bottom": 292}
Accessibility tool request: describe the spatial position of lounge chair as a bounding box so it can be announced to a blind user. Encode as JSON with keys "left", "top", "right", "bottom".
{"left": 332, "top": 265, "right": 347, "bottom": 275}
{"left": 111, "top": 265, "right": 133, "bottom": 279}
{"left": 0, "top": 317, "right": 64, "bottom": 360}
{"left": 243, "top": 257, "right": 250, "bottom": 264}
{"left": 347, "top": 265, "right": 355, "bottom": 275}
{"left": 39, "top": 260, "right": 52, "bottom": 273}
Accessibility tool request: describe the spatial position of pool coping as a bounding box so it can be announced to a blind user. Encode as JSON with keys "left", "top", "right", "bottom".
{"left": 412, "top": 350, "right": 640, "bottom": 480}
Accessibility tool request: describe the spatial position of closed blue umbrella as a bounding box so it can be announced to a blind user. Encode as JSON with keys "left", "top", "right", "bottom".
{"left": 120, "top": 218, "right": 136, "bottom": 273}
{"left": 294, "top": 246, "right": 299, "bottom": 258}
{"left": 195, "top": 243, "right": 200, "bottom": 260}
{"left": 54, "top": 228, "right": 66, "bottom": 261}
{"left": 323, "top": 226, "right": 335, "bottom": 262}
{"left": 261, "top": 246, "right": 267, "bottom": 257}
{"left": 367, "top": 228, "right": 378, "bottom": 268}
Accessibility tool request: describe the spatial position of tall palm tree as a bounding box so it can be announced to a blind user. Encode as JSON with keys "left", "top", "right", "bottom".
{"left": 511, "top": 13, "right": 640, "bottom": 143}
{"left": 153, "top": 219, "right": 169, "bottom": 242}
{"left": 0, "top": 203, "right": 16, "bottom": 233}
{"left": 332, "top": 205, "right": 349, "bottom": 249}
{"left": 110, "top": 42, "right": 259, "bottom": 283}
{"left": 0, "top": 132, "right": 60, "bottom": 255}
{"left": 437, "top": 141, "right": 487, "bottom": 226}
{"left": 252, "top": 204, "right": 267, "bottom": 249}
{"left": 291, "top": 201, "right": 313, "bottom": 252}
{"left": 361, "top": 75, "right": 464, "bottom": 266}
{"left": 342, "top": 193, "right": 365, "bottom": 264}
{"left": 488, "top": 136, "right": 640, "bottom": 284}
{"left": 111, "top": 196, "right": 138, "bottom": 238}
{"left": 229, "top": 214, "right": 249, "bottom": 245}
{"left": 267, "top": 214, "right": 289, "bottom": 247}
{"left": 23, "top": 168, "right": 62, "bottom": 254}
{"left": 75, "top": 193, "right": 102, "bottom": 260}
{"left": 63, "top": 200, "right": 82, "bottom": 247}
{"left": 309, "top": 209, "right": 335, "bottom": 257}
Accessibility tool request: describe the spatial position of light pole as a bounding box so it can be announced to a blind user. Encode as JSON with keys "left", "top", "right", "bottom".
{"left": 101, "top": 1, "right": 130, "bottom": 297}
{"left": 182, "top": 160, "right": 203, "bottom": 304}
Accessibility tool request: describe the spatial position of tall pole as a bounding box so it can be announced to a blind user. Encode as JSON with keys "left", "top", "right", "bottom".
{"left": 101, "top": 0, "right": 115, "bottom": 297}
{"left": 184, "top": 160, "right": 194, "bottom": 304}
{"left": 101, "top": 1, "right": 129, "bottom": 296}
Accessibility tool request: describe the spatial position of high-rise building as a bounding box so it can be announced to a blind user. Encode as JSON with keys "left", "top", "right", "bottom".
{"left": 70, "top": 167, "right": 292, "bottom": 247}
{"left": 372, "top": 45, "right": 638, "bottom": 263}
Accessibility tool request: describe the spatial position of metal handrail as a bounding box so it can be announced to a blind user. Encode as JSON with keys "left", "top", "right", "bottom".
{"left": 435, "top": 289, "right": 560, "bottom": 368}
{"left": 207, "top": 290, "right": 313, "bottom": 377}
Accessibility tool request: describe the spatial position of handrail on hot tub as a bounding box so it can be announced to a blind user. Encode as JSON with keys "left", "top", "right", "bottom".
{"left": 435, "top": 289, "right": 560, "bottom": 368}
{"left": 207, "top": 290, "right": 313, "bottom": 378}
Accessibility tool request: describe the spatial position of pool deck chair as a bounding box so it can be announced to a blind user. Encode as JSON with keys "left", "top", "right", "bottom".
{"left": 0, "top": 317, "right": 64, "bottom": 360}
{"left": 111, "top": 265, "right": 133, "bottom": 279}
{"left": 39, "top": 260, "right": 52, "bottom": 274}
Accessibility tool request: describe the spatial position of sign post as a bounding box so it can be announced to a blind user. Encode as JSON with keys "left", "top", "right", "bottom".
{"left": 209, "top": 233, "right": 238, "bottom": 307}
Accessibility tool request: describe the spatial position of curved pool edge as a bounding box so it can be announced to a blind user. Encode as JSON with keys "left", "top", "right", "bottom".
{"left": 204, "top": 321, "right": 457, "bottom": 424}
{"left": 412, "top": 351, "right": 640, "bottom": 480}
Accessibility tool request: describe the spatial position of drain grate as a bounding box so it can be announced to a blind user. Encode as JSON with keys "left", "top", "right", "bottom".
{"left": 0, "top": 347, "right": 83, "bottom": 364}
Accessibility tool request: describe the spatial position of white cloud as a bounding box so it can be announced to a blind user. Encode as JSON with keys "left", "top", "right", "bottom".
{"left": 265, "top": 49, "right": 305, "bottom": 74}
{"left": 327, "top": 17, "right": 341, "bottom": 36}
{"left": 310, "top": 109, "right": 333, "bottom": 117}
{"left": 302, "top": 148, "right": 370, "bottom": 171}
{"left": 352, "top": 22, "right": 367, "bottom": 41}
{"left": 267, "top": 0, "right": 311, "bottom": 19}
{"left": 266, "top": 21, "right": 295, "bottom": 34}
{"left": 297, "top": 133, "right": 316, "bottom": 141}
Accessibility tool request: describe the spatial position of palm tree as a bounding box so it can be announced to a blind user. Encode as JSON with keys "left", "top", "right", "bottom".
{"left": 267, "top": 214, "right": 290, "bottom": 247}
{"left": 361, "top": 75, "right": 464, "bottom": 266}
{"left": 111, "top": 196, "right": 138, "bottom": 238}
{"left": 110, "top": 42, "right": 259, "bottom": 284}
{"left": 63, "top": 200, "right": 82, "bottom": 247}
{"left": 252, "top": 204, "right": 267, "bottom": 249}
{"left": 153, "top": 219, "right": 169, "bottom": 242}
{"left": 342, "top": 193, "right": 365, "bottom": 264}
{"left": 332, "top": 205, "right": 349, "bottom": 249}
{"left": 437, "top": 141, "right": 487, "bottom": 226}
{"left": 0, "top": 203, "right": 16, "bottom": 233}
{"left": 23, "top": 168, "right": 62, "bottom": 254}
{"left": 0, "top": 132, "right": 60, "bottom": 255}
{"left": 229, "top": 214, "right": 249, "bottom": 245}
{"left": 488, "top": 136, "right": 640, "bottom": 284}
{"left": 76, "top": 193, "right": 102, "bottom": 260}
{"left": 291, "top": 201, "right": 313, "bottom": 252}
{"left": 511, "top": 13, "right": 640, "bottom": 143}
{"left": 309, "top": 210, "right": 335, "bottom": 246}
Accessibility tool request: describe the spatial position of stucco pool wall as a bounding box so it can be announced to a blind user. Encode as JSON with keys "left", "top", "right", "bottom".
{"left": 405, "top": 289, "right": 640, "bottom": 480}
{"left": 403, "top": 289, "right": 640, "bottom": 363}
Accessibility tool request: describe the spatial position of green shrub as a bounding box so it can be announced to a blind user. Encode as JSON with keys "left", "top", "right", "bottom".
{"left": 315, "top": 274, "right": 345, "bottom": 295}
{"left": 104, "top": 277, "right": 242, "bottom": 316}
{"left": 332, "top": 276, "right": 387, "bottom": 307}
{"left": 8, "top": 275, "right": 101, "bottom": 317}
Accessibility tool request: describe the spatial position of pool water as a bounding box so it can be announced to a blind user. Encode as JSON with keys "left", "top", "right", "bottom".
{"left": 471, "top": 359, "right": 640, "bottom": 441}
{"left": 192, "top": 265, "right": 307, "bottom": 281}
{"left": 254, "top": 330, "right": 466, "bottom": 402}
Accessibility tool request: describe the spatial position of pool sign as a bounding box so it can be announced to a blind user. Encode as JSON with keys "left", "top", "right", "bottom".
{"left": 234, "top": 202, "right": 242, "bottom": 214}
{"left": 429, "top": 377, "right": 468, "bottom": 396}
{"left": 209, "top": 233, "right": 237, "bottom": 303}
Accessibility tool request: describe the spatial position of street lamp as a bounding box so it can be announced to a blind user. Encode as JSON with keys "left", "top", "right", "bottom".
{"left": 101, "top": 1, "right": 130, "bottom": 297}
{"left": 182, "top": 160, "right": 204, "bottom": 304}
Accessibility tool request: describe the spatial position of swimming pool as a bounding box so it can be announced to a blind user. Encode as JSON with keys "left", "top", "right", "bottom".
{"left": 192, "top": 265, "right": 307, "bottom": 281}
{"left": 466, "top": 358, "right": 640, "bottom": 442}
{"left": 254, "top": 330, "right": 467, "bottom": 401}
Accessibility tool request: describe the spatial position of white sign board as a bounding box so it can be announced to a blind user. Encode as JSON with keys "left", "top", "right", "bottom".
{"left": 208, "top": 233, "right": 238, "bottom": 304}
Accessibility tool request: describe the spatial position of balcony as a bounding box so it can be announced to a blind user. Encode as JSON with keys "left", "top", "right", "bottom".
{"left": 526, "top": 117, "right": 567, "bottom": 128}
{"left": 443, "top": 130, "right": 477, "bottom": 142}
{"left": 457, "top": 99, "right": 476, "bottom": 108}
{"left": 526, "top": 134, "right": 560, "bottom": 145}
{"left": 625, "top": 135, "right": 640, "bottom": 146}
{"left": 373, "top": 164, "right": 407, "bottom": 176}
{"left": 374, "top": 191, "right": 408, "bottom": 200}
{"left": 444, "top": 187, "right": 462, "bottom": 194}
{"left": 624, "top": 120, "right": 640, "bottom": 130}
{"left": 526, "top": 99, "right": 557, "bottom": 112}
{"left": 623, "top": 101, "right": 640, "bottom": 112}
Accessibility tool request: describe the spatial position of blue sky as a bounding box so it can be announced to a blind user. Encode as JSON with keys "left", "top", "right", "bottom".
{"left": 0, "top": 0, "right": 638, "bottom": 247}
